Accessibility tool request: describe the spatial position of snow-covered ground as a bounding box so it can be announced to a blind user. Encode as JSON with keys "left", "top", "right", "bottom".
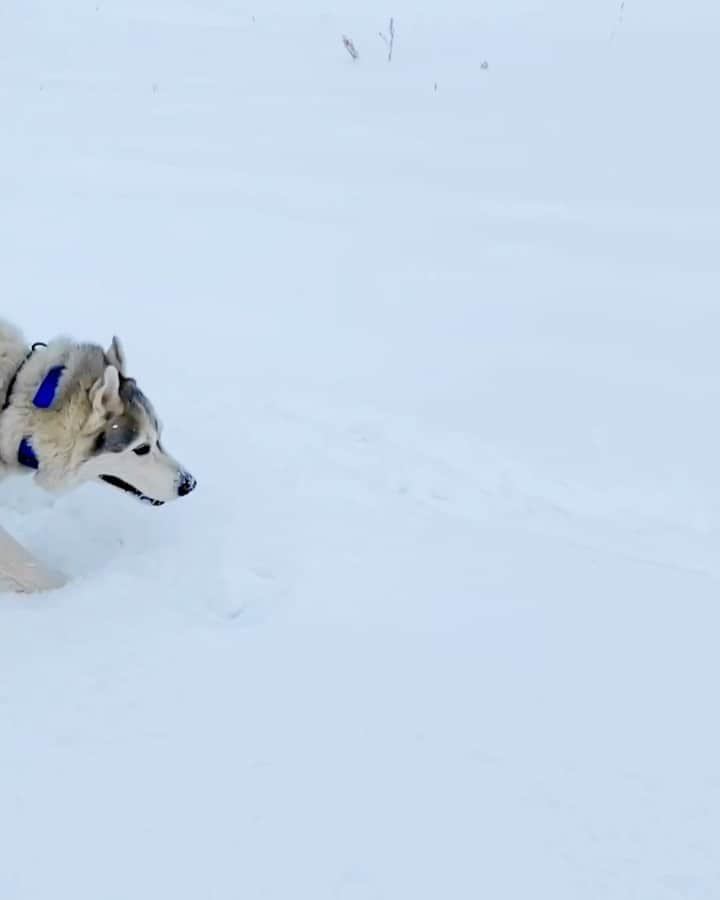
{"left": 1, "top": 1, "right": 720, "bottom": 896}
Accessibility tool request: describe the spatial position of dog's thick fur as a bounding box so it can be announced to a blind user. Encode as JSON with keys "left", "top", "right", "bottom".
{"left": 0, "top": 320, "right": 195, "bottom": 506}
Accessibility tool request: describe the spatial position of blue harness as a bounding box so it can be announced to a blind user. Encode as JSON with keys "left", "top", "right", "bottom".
{"left": 4, "top": 347, "right": 66, "bottom": 469}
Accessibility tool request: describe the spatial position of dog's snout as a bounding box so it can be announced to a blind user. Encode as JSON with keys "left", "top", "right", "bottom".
{"left": 178, "top": 472, "right": 197, "bottom": 497}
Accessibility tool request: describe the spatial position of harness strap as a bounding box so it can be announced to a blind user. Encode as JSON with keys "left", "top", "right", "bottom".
{"left": 17, "top": 438, "right": 38, "bottom": 470}
{"left": 33, "top": 366, "right": 65, "bottom": 409}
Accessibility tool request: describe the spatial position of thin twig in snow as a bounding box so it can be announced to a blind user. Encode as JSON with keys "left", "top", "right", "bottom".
{"left": 610, "top": 1, "right": 626, "bottom": 40}
{"left": 378, "top": 17, "right": 395, "bottom": 62}
{"left": 342, "top": 35, "right": 359, "bottom": 60}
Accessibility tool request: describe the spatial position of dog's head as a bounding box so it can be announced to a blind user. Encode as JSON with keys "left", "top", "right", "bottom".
{"left": 51, "top": 337, "right": 196, "bottom": 506}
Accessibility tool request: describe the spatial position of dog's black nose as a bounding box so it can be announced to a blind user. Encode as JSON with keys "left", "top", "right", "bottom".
{"left": 178, "top": 472, "right": 197, "bottom": 497}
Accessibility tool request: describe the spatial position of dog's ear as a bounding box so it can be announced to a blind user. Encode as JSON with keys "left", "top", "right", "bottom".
{"left": 106, "top": 336, "right": 127, "bottom": 375}
{"left": 90, "top": 365, "right": 124, "bottom": 417}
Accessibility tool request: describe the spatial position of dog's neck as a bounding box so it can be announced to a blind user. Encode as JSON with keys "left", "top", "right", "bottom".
{"left": 1, "top": 346, "right": 66, "bottom": 470}
{"left": 2, "top": 343, "right": 45, "bottom": 413}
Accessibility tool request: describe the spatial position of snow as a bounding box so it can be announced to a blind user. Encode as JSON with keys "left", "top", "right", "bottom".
{"left": 1, "top": 0, "right": 720, "bottom": 896}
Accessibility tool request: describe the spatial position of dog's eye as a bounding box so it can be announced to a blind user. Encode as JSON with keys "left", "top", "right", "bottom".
{"left": 133, "top": 443, "right": 151, "bottom": 456}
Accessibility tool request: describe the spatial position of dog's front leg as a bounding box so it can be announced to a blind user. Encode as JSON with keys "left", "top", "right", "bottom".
{"left": 0, "top": 525, "right": 67, "bottom": 592}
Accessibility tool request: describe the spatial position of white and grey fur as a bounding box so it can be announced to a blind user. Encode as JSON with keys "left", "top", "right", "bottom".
{"left": 0, "top": 320, "right": 196, "bottom": 506}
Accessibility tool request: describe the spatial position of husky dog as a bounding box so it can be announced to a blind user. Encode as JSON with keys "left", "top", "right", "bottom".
{"left": 0, "top": 320, "right": 196, "bottom": 506}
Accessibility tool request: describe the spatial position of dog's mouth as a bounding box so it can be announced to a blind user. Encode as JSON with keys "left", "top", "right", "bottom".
{"left": 100, "top": 475, "right": 165, "bottom": 507}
